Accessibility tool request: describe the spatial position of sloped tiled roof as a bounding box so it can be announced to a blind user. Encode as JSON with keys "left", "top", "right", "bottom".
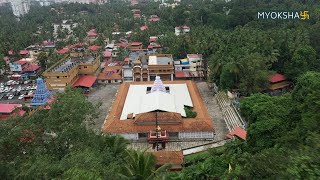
{"left": 269, "top": 73, "right": 286, "bottom": 83}
{"left": 226, "top": 127, "right": 247, "bottom": 140}
{"left": 134, "top": 112, "right": 182, "bottom": 125}
{"left": 151, "top": 151, "right": 184, "bottom": 165}
{"left": 72, "top": 75, "right": 97, "bottom": 88}
{"left": 103, "top": 81, "right": 214, "bottom": 134}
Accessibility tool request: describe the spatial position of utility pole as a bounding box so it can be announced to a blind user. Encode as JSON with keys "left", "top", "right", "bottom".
{"left": 155, "top": 110, "right": 159, "bottom": 151}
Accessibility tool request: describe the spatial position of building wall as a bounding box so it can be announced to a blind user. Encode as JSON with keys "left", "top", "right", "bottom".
{"left": 178, "top": 132, "right": 215, "bottom": 139}
{"left": 78, "top": 57, "right": 100, "bottom": 75}
{"left": 44, "top": 67, "right": 78, "bottom": 90}
{"left": 98, "top": 79, "right": 122, "bottom": 84}
{"left": 120, "top": 133, "right": 139, "bottom": 140}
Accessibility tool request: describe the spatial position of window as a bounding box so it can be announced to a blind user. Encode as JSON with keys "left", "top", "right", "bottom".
{"left": 146, "top": 87, "right": 152, "bottom": 93}
{"left": 165, "top": 86, "right": 170, "bottom": 93}
{"left": 138, "top": 133, "right": 148, "bottom": 139}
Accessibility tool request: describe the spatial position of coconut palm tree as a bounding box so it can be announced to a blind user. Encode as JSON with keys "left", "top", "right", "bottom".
{"left": 118, "top": 149, "right": 171, "bottom": 180}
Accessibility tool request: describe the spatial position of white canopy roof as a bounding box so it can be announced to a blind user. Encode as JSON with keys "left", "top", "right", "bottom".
{"left": 120, "top": 83, "right": 193, "bottom": 120}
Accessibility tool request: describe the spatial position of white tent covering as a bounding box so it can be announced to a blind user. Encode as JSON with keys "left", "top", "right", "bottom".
{"left": 120, "top": 81, "right": 193, "bottom": 120}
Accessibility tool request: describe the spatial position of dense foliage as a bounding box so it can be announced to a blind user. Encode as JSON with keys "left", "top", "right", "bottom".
{"left": 171, "top": 72, "right": 320, "bottom": 179}
{"left": 0, "top": 89, "right": 170, "bottom": 179}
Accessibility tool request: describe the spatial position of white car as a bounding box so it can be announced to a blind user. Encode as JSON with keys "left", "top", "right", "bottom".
{"left": 18, "top": 94, "right": 24, "bottom": 100}
{"left": 8, "top": 94, "right": 14, "bottom": 99}
{"left": 24, "top": 80, "right": 29, "bottom": 84}
{"left": 28, "top": 90, "right": 34, "bottom": 95}
{"left": 6, "top": 80, "right": 14, "bottom": 86}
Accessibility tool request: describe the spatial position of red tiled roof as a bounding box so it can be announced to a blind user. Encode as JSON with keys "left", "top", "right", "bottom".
{"left": 20, "top": 50, "right": 29, "bottom": 55}
{"left": 72, "top": 75, "right": 97, "bottom": 88}
{"left": 17, "top": 110, "right": 26, "bottom": 116}
{"left": 148, "top": 43, "right": 161, "bottom": 49}
{"left": 133, "top": 14, "right": 141, "bottom": 18}
{"left": 88, "top": 45, "right": 102, "bottom": 51}
{"left": 87, "top": 29, "right": 99, "bottom": 37}
{"left": 226, "top": 127, "right": 247, "bottom": 140}
{"left": 175, "top": 71, "right": 203, "bottom": 78}
{"left": 57, "top": 48, "right": 69, "bottom": 54}
{"left": 135, "top": 112, "right": 182, "bottom": 125}
{"left": 103, "top": 51, "right": 112, "bottom": 58}
{"left": 131, "top": 42, "right": 143, "bottom": 46}
{"left": 98, "top": 72, "right": 122, "bottom": 80}
{"left": 114, "top": 43, "right": 127, "bottom": 48}
{"left": 182, "top": 25, "right": 190, "bottom": 29}
{"left": 23, "top": 64, "right": 40, "bottom": 72}
{"left": 0, "top": 104, "right": 21, "bottom": 113}
{"left": 149, "top": 37, "right": 158, "bottom": 42}
{"left": 188, "top": 54, "right": 201, "bottom": 59}
{"left": 140, "top": 25, "right": 148, "bottom": 31}
{"left": 15, "top": 60, "right": 28, "bottom": 65}
{"left": 151, "top": 151, "right": 184, "bottom": 165}
{"left": 131, "top": 9, "right": 141, "bottom": 13}
{"left": 175, "top": 71, "right": 189, "bottom": 78}
{"left": 269, "top": 73, "right": 286, "bottom": 83}
{"left": 8, "top": 50, "right": 14, "bottom": 55}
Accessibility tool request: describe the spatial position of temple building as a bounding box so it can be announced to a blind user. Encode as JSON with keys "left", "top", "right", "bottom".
{"left": 103, "top": 76, "right": 215, "bottom": 143}
{"left": 31, "top": 78, "right": 51, "bottom": 106}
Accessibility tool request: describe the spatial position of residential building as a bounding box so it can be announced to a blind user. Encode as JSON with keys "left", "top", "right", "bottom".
{"left": 148, "top": 54, "right": 174, "bottom": 81}
{"left": 86, "top": 29, "right": 99, "bottom": 44}
{"left": 10, "top": 0, "right": 30, "bottom": 17}
{"left": 103, "top": 77, "right": 215, "bottom": 142}
{"left": 175, "top": 54, "right": 204, "bottom": 79}
{"left": 20, "top": 50, "right": 30, "bottom": 58}
{"left": 43, "top": 54, "right": 100, "bottom": 91}
{"left": 148, "top": 15, "right": 160, "bottom": 22}
{"left": 128, "top": 42, "right": 143, "bottom": 50}
{"left": 9, "top": 59, "right": 28, "bottom": 72}
{"left": 122, "top": 65, "right": 133, "bottom": 82}
{"left": 268, "top": 73, "right": 290, "bottom": 95}
{"left": 175, "top": 26, "right": 190, "bottom": 36}
{"left": 97, "top": 62, "right": 123, "bottom": 84}
{"left": 140, "top": 25, "right": 148, "bottom": 31}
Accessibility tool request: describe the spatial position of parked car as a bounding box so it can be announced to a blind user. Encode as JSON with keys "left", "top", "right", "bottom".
{"left": 18, "top": 94, "right": 24, "bottom": 100}
{"left": 24, "top": 80, "right": 30, "bottom": 84}
{"left": 7, "top": 80, "right": 14, "bottom": 86}
{"left": 8, "top": 94, "right": 14, "bottom": 100}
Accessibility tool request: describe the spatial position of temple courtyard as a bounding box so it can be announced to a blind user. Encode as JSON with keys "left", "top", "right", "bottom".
{"left": 88, "top": 81, "right": 227, "bottom": 150}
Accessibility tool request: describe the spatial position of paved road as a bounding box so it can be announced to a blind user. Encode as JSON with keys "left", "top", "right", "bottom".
{"left": 87, "top": 84, "right": 120, "bottom": 131}
{"left": 196, "top": 82, "right": 228, "bottom": 141}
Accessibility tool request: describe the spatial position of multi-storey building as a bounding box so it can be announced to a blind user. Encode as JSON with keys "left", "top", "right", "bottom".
{"left": 174, "top": 54, "right": 204, "bottom": 79}
{"left": 131, "top": 54, "right": 174, "bottom": 82}
{"left": 43, "top": 54, "right": 100, "bottom": 91}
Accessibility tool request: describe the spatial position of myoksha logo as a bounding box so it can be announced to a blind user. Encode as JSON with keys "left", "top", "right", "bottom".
{"left": 257, "top": 11, "right": 310, "bottom": 20}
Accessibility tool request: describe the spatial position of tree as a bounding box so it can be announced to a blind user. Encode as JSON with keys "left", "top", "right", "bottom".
{"left": 37, "top": 52, "right": 48, "bottom": 70}
{"left": 284, "top": 45, "right": 318, "bottom": 80}
{"left": 118, "top": 149, "right": 171, "bottom": 180}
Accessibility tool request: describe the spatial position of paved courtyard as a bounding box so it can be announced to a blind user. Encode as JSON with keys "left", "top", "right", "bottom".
{"left": 196, "top": 82, "right": 228, "bottom": 141}
{"left": 87, "top": 84, "right": 120, "bottom": 130}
